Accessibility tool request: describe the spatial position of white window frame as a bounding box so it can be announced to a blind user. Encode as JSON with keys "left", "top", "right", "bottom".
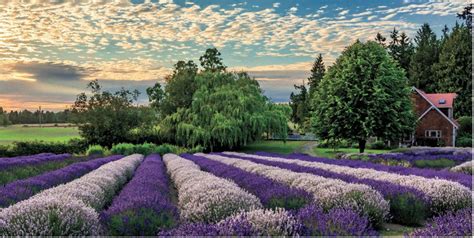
{"left": 425, "top": 130, "right": 442, "bottom": 138}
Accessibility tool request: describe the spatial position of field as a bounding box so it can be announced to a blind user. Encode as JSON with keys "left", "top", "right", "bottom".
{"left": 0, "top": 124, "right": 79, "bottom": 145}
{"left": 0, "top": 150, "right": 471, "bottom": 236}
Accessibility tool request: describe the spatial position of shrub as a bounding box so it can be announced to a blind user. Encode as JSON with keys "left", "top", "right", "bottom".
{"left": 86, "top": 145, "right": 107, "bottom": 156}
{"left": 0, "top": 139, "right": 88, "bottom": 157}
{"left": 413, "top": 159, "right": 456, "bottom": 169}
{"left": 368, "top": 141, "right": 389, "bottom": 150}
{"left": 110, "top": 143, "right": 136, "bottom": 156}
{"left": 456, "top": 136, "right": 473, "bottom": 148}
{"left": 110, "top": 143, "right": 202, "bottom": 156}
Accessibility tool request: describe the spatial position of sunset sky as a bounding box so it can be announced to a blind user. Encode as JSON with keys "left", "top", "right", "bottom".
{"left": 0, "top": 0, "right": 467, "bottom": 111}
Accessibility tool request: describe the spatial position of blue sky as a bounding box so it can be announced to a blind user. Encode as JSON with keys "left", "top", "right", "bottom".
{"left": 0, "top": 0, "right": 467, "bottom": 110}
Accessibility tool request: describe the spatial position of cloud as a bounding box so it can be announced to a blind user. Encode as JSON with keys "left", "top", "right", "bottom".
{"left": 273, "top": 2, "right": 280, "bottom": 8}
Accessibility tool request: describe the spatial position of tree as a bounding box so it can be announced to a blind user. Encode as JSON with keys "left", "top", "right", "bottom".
{"left": 155, "top": 49, "right": 287, "bottom": 150}
{"left": 457, "top": 4, "right": 472, "bottom": 31}
{"left": 199, "top": 48, "right": 227, "bottom": 72}
{"left": 72, "top": 80, "right": 146, "bottom": 147}
{"left": 409, "top": 23, "right": 439, "bottom": 92}
{"left": 311, "top": 41, "right": 415, "bottom": 153}
{"left": 374, "top": 32, "right": 387, "bottom": 47}
{"left": 146, "top": 82, "right": 164, "bottom": 109}
{"left": 434, "top": 24, "right": 472, "bottom": 117}
{"left": 388, "top": 28, "right": 414, "bottom": 78}
{"left": 307, "top": 54, "right": 325, "bottom": 97}
{"left": 289, "top": 83, "right": 309, "bottom": 129}
{"left": 0, "top": 107, "right": 11, "bottom": 127}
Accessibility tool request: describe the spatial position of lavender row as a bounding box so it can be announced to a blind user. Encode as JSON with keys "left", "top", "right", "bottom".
{"left": 100, "top": 154, "right": 179, "bottom": 236}
{"left": 368, "top": 152, "right": 471, "bottom": 165}
{"left": 181, "top": 153, "right": 312, "bottom": 211}
{"left": 0, "top": 153, "right": 71, "bottom": 171}
{"left": 161, "top": 205, "right": 377, "bottom": 236}
{"left": 256, "top": 152, "right": 472, "bottom": 188}
{"left": 219, "top": 152, "right": 429, "bottom": 226}
{"left": 0, "top": 155, "right": 123, "bottom": 207}
{"left": 409, "top": 208, "right": 472, "bottom": 236}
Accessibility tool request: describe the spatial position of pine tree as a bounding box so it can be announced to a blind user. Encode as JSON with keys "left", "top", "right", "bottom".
{"left": 387, "top": 28, "right": 413, "bottom": 78}
{"left": 434, "top": 24, "right": 472, "bottom": 117}
{"left": 457, "top": 4, "right": 472, "bottom": 31}
{"left": 307, "top": 54, "right": 325, "bottom": 97}
{"left": 374, "top": 32, "right": 387, "bottom": 47}
{"left": 409, "top": 23, "right": 439, "bottom": 92}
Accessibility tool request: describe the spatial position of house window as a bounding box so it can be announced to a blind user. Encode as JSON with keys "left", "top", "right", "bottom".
{"left": 425, "top": 130, "right": 442, "bottom": 138}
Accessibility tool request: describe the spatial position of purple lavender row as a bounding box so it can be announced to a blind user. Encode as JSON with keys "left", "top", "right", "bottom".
{"left": 0, "top": 153, "right": 71, "bottom": 171}
{"left": 219, "top": 152, "right": 429, "bottom": 226}
{"left": 0, "top": 155, "right": 123, "bottom": 207}
{"left": 100, "top": 154, "right": 178, "bottom": 236}
{"left": 409, "top": 208, "right": 472, "bottom": 236}
{"left": 256, "top": 152, "right": 472, "bottom": 188}
{"left": 0, "top": 153, "right": 54, "bottom": 160}
{"left": 181, "top": 153, "right": 312, "bottom": 211}
{"left": 368, "top": 152, "right": 471, "bottom": 165}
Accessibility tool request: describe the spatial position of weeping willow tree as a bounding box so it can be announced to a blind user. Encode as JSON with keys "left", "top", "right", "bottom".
{"left": 166, "top": 71, "right": 287, "bottom": 150}
{"left": 149, "top": 49, "right": 288, "bottom": 151}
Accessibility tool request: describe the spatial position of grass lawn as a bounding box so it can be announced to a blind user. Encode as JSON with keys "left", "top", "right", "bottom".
{"left": 237, "top": 140, "right": 308, "bottom": 154}
{"left": 312, "top": 147, "right": 390, "bottom": 158}
{"left": 0, "top": 125, "right": 80, "bottom": 145}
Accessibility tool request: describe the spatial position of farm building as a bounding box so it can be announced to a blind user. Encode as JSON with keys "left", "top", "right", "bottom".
{"left": 411, "top": 87, "right": 459, "bottom": 147}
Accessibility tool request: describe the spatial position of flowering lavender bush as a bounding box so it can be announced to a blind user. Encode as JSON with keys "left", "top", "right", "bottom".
{"left": 199, "top": 153, "right": 389, "bottom": 228}
{"left": 100, "top": 154, "right": 178, "bottom": 235}
{"left": 0, "top": 155, "right": 122, "bottom": 207}
{"left": 229, "top": 152, "right": 470, "bottom": 214}
{"left": 0, "top": 154, "right": 143, "bottom": 235}
{"left": 0, "top": 153, "right": 71, "bottom": 171}
{"left": 180, "top": 153, "right": 311, "bottom": 210}
{"left": 163, "top": 154, "right": 262, "bottom": 223}
{"left": 367, "top": 150, "right": 471, "bottom": 168}
{"left": 409, "top": 208, "right": 472, "bottom": 236}
{"left": 451, "top": 160, "right": 472, "bottom": 175}
{"left": 296, "top": 205, "right": 378, "bottom": 236}
{"left": 218, "top": 152, "right": 428, "bottom": 226}
{"left": 258, "top": 152, "right": 472, "bottom": 188}
{"left": 160, "top": 208, "right": 299, "bottom": 236}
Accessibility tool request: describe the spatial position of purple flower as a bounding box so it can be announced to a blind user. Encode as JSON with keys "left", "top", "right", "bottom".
{"left": 410, "top": 208, "right": 472, "bottom": 236}
{"left": 180, "top": 153, "right": 312, "bottom": 211}
{"left": 0, "top": 153, "right": 71, "bottom": 171}
{"left": 0, "top": 155, "right": 122, "bottom": 207}
{"left": 101, "top": 154, "right": 179, "bottom": 236}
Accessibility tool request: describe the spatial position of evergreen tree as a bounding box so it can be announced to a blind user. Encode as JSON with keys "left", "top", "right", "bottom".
{"left": 434, "top": 24, "right": 472, "bottom": 117}
{"left": 388, "top": 28, "right": 414, "bottom": 78}
{"left": 374, "top": 32, "right": 387, "bottom": 47}
{"left": 199, "top": 48, "right": 227, "bottom": 72}
{"left": 307, "top": 54, "right": 325, "bottom": 97}
{"left": 409, "top": 23, "right": 439, "bottom": 92}
{"left": 311, "top": 41, "right": 415, "bottom": 153}
{"left": 457, "top": 4, "right": 472, "bottom": 31}
{"left": 289, "top": 83, "right": 309, "bottom": 128}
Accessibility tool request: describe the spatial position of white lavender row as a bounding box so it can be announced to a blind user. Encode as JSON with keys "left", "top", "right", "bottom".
{"left": 0, "top": 154, "right": 144, "bottom": 235}
{"left": 163, "top": 154, "right": 262, "bottom": 223}
{"left": 450, "top": 161, "right": 472, "bottom": 175}
{"left": 224, "top": 152, "right": 471, "bottom": 214}
{"left": 198, "top": 153, "right": 389, "bottom": 227}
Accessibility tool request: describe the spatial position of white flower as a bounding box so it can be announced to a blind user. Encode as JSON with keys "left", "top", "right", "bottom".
{"left": 451, "top": 161, "right": 472, "bottom": 175}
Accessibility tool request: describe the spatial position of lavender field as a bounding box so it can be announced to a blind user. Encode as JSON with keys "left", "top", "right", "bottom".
{"left": 0, "top": 151, "right": 471, "bottom": 236}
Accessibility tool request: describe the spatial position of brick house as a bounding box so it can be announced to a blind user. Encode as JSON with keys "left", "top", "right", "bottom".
{"left": 411, "top": 87, "right": 459, "bottom": 147}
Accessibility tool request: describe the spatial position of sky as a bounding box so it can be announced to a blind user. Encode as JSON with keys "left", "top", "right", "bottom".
{"left": 0, "top": 0, "right": 468, "bottom": 111}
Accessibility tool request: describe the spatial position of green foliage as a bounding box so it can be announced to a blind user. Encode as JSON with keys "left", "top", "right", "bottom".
{"left": 109, "top": 143, "right": 201, "bottom": 156}
{"left": 434, "top": 24, "right": 472, "bottom": 117}
{"left": 456, "top": 136, "right": 473, "bottom": 148}
{"left": 457, "top": 116, "right": 472, "bottom": 136}
{"left": 0, "top": 107, "right": 11, "bottom": 127}
{"left": 409, "top": 23, "right": 439, "bottom": 92}
{"left": 149, "top": 49, "right": 288, "bottom": 151}
{"left": 368, "top": 141, "right": 390, "bottom": 150}
{"left": 86, "top": 145, "right": 107, "bottom": 156}
{"left": 413, "top": 158, "right": 455, "bottom": 169}
{"left": 0, "top": 139, "right": 88, "bottom": 157}
{"left": 389, "top": 193, "right": 427, "bottom": 226}
{"left": 312, "top": 41, "right": 415, "bottom": 153}
{"left": 72, "top": 80, "right": 150, "bottom": 147}
{"left": 289, "top": 84, "right": 310, "bottom": 129}
{"left": 307, "top": 54, "right": 326, "bottom": 97}
{"left": 388, "top": 29, "right": 414, "bottom": 78}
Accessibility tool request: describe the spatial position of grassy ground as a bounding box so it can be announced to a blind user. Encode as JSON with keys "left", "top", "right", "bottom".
{"left": 0, "top": 125, "right": 80, "bottom": 145}
{"left": 238, "top": 140, "right": 309, "bottom": 154}
{"left": 312, "top": 147, "right": 390, "bottom": 158}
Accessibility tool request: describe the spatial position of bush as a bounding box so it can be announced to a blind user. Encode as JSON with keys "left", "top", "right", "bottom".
{"left": 0, "top": 139, "right": 88, "bottom": 157}
{"left": 368, "top": 141, "right": 389, "bottom": 150}
{"left": 86, "top": 145, "right": 107, "bottom": 156}
{"left": 318, "top": 139, "right": 352, "bottom": 148}
{"left": 109, "top": 143, "right": 203, "bottom": 156}
{"left": 456, "top": 136, "right": 473, "bottom": 148}
{"left": 110, "top": 143, "right": 136, "bottom": 156}
{"left": 413, "top": 159, "right": 456, "bottom": 169}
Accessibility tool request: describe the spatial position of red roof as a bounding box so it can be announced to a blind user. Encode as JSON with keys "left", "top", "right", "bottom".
{"left": 418, "top": 90, "right": 457, "bottom": 108}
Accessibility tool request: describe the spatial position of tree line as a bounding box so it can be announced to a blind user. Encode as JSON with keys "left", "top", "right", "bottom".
{"left": 0, "top": 107, "right": 75, "bottom": 126}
